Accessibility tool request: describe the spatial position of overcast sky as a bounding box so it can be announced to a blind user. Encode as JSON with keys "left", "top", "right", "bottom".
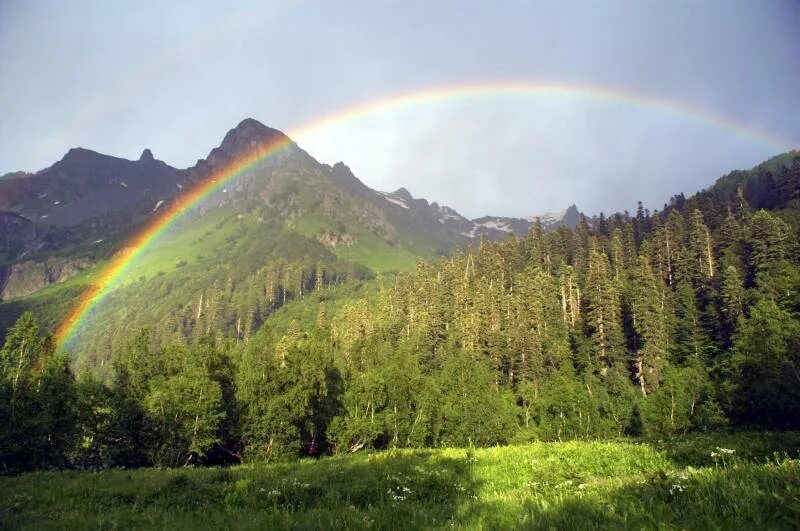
{"left": 1, "top": 0, "right": 798, "bottom": 218}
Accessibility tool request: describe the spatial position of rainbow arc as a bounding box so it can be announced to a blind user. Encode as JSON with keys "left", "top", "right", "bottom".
{"left": 54, "top": 81, "right": 796, "bottom": 348}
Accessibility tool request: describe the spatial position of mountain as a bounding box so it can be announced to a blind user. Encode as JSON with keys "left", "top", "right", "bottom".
{"left": 0, "top": 117, "right": 609, "bottom": 369}
{"left": 0, "top": 118, "right": 579, "bottom": 301}
{"left": 3, "top": 130, "right": 798, "bottom": 482}
{"left": 469, "top": 204, "right": 582, "bottom": 239}
{"left": 0, "top": 146, "right": 190, "bottom": 297}
{"left": 0, "top": 118, "right": 561, "bottom": 365}
{"left": 330, "top": 160, "right": 582, "bottom": 241}
{"left": 0, "top": 147, "right": 183, "bottom": 227}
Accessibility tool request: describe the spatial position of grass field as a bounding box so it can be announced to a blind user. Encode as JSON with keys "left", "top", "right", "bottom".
{"left": 1, "top": 432, "right": 798, "bottom": 530}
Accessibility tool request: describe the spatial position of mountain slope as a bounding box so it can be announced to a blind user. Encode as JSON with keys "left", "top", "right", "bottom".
{"left": 0, "top": 119, "right": 469, "bottom": 366}
{"left": 0, "top": 118, "right": 582, "bottom": 301}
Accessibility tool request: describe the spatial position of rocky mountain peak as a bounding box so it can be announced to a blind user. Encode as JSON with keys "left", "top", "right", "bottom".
{"left": 332, "top": 161, "right": 350, "bottom": 172}
{"left": 562, "top": 204, "right": 581, "bottom": 227}
{"left": 218, "top": 118, "right": 289, "bottom": 157}
{"left": 59, "top": 147, "right": 101, "bottom": 165}
{"left": 139, "top": 148, "right": 154, "bottom": 162}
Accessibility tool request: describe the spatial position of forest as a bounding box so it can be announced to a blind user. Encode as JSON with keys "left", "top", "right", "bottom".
{"left": 1, "top": 156, "right": 799, "bottom": 473}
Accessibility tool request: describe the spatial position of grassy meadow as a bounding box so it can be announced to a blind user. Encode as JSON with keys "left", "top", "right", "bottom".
{"left": 1, "top": 431, "right": 798, "bottom": 530}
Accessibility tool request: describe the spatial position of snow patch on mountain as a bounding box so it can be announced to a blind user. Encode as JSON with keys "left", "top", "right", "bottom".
{"left": 475, "top": 219, "right": 513, "bottom": 233}
{"left": 526, "top": 208, "right": 566, "bottom": 224}
{"left": 461, "top": 227, "right": 477, "bottom": 238}
{"left": 377, "top": 191, "right": 410, "bottom": 209}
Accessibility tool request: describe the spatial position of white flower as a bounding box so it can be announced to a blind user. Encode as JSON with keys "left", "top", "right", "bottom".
{"left": 669, "top": 484, "right": 684, "bottom": 495}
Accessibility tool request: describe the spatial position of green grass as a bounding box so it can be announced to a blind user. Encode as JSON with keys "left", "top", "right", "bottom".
{"left": 120, "top": 208, "right": 245, "bottom": 283}
{"left": 2, "top": 432, "right": 799, "bottom": 530}
{"left": 288, "top": 211, "right": 425, "bottom": 273}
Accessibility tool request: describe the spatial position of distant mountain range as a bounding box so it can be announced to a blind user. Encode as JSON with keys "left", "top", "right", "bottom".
{"left": 0, "top": 118, "right": 580, "bottom": 299}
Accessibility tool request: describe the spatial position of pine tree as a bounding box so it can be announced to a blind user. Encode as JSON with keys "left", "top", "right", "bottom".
{"left": 627, "top": 403, "right": 644, "bottom": 436}
{"left": 672, "top": 280, "right": 714, "bottom": 365}
{"left": 688, "top": 209, "right": 715, "bottom": 283}
{"left": 630, "top": 255, "right": 669, "bottom": 395}
{"left": 729, "top": 299, "right": 800, "bottom": 428}
{"left": 585, "top": 250, "right": 624, "bottom": 372}
{"left": 748, "top": 210, "right": 788, "bottom": 275}
{"left": 719, "top": 264, "right": 744, "bottom": 345}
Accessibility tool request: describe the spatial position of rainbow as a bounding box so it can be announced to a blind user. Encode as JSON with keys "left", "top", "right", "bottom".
{"left": 53, "top": 80, "right": 796, "bottom": 348}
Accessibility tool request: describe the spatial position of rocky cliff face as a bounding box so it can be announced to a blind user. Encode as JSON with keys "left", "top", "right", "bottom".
{"left": 1, "top": 256, "right": 92, "bottom": 299}
{"left": 0, "top": 211, "right": 43, "bottom": 260}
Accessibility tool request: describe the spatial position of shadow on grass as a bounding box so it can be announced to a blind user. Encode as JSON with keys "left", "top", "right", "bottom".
{"left": 0, "top": 449, "right": 483, "bottom": 530}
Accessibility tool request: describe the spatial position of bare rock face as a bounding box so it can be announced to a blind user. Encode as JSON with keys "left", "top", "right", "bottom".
{"left": 318, "top": 230, "right": 355, "bottom": 248}
{"left": 1, "top": 256, "right": 93, "bottom": 299}
{"left": 561, "top": 204, "right": 581, "bottom": 228}
{"left": 0, "top": 211, "right": 41, "bottom": 259}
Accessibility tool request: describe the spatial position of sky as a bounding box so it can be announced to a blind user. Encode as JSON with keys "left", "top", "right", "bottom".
{"left": 1, "top": 0, "right": 798, "bottom": 219}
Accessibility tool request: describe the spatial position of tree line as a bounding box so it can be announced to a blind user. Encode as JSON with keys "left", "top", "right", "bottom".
{"left": 1, "top": 156, "right": 798, "bottom": 472}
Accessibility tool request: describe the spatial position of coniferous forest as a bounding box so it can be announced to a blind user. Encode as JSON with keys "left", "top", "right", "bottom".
{"left": 2, "top": 156, "right": 798, "bottom": 472}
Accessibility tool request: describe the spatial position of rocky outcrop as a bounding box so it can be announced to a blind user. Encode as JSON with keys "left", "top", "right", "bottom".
{"left": 0, "top": 211, "right": 41, "bottom": 260}
{"left": 318, "top": 230, "right": 356, "bottom": 248}
{"left": 1, "top": 256, "right": 93, "bottom": 299}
